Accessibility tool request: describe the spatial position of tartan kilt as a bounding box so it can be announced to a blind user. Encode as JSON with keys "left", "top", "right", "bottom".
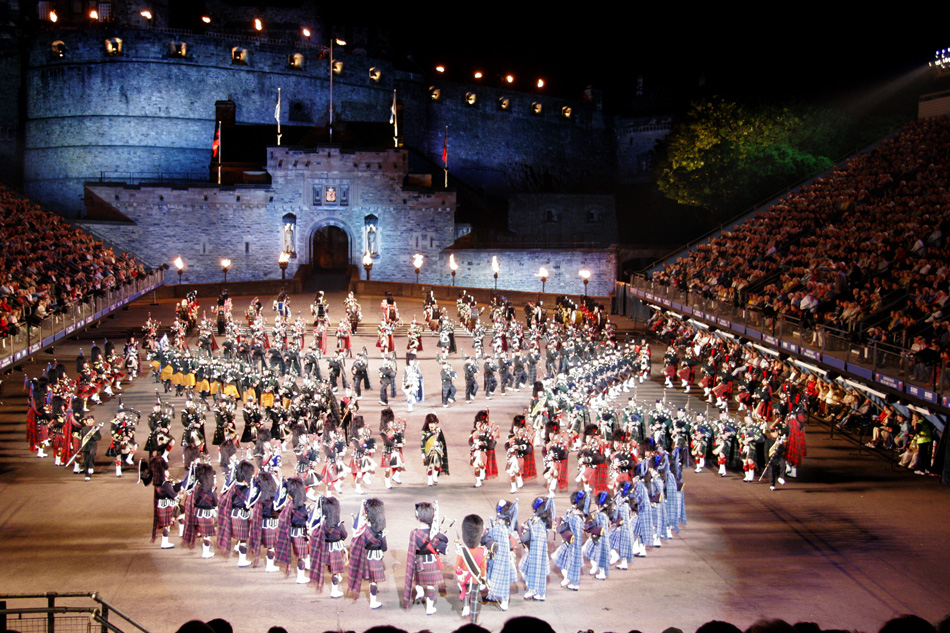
{"left": 485, "top": 449, "right": 498, "bottom": 479}
{"left": 365, "top": 553, "right": 386, "bottom": 581}
{"left": 261, "top": 520, "right": 278, "bottom": 548}
{"left": 699, "top": 375, "right": 715, "bottom": 389}
{"left": 591, "top": 463, "right": 609, "bottom": 495}
{"left": 325, "top": 544, "right": 347, "bottom": 574}
{"left": 210, "top": 381, "right": 222, "bottom": 395}
{"left": 556, "top": 461, "right": 569, "bottom": 490}
{"left": 677, "top": 367, "right": 693, "bottom": 383}
{"left": 36, "top": 423, "right": 49, "bottom": 443}
{"left": 291, "top": 531, "right": 308, "bottom": 558}
{"left": 231, "top": 515, "right": 251, "bottom": 541}
{"left": 156, "top": 503, "right": 175, "bottom": 529}
{"left": 413, "top": 555, "right": 443, "bottom": 585}
{"left": 523, "top": 447, "right": 538, "bottom": 479}
{"left": 663, "top": 365, "right": 676, "bottom": 379}
{"left": 196, "top": 511, "right": 216, "bottom": 537}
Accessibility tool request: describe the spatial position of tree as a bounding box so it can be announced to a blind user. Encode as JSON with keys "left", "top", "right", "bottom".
{"left": 653, "top": 97, "right": 842, "bottom": 219}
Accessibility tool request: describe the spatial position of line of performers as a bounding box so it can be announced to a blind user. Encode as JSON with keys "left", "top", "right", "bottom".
{"left": 146, "top": 440, "right": 680, "bottom": 618}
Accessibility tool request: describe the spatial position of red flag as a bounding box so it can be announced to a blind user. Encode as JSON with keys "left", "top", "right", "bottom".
{"left": 442, "top": 127, "right": 448, "bottom": 167}
{"left": 212, "top": 121, "right": 220, "bottom": 158}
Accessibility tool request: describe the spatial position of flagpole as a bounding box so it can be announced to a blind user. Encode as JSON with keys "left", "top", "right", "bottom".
{"left": 443, "top": 125, "right": 448, "bottom": 188}
{"left": 391, "top": 89, "right": 398, "bottom": 148}
{"left": 275, "top": 87, "right": 282, "bottom": 146}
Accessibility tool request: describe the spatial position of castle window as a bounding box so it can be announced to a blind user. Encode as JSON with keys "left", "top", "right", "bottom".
{"left": 586, "top": 208, "right": 602, "bottom": 223}
{"left": 97, "top": 3, "right": 112, "bottom": 21}
{"left": 104, "top": 37, "right": 122, "bottom": 56}
{"left": 465, "top": 92, "right": 477, "bottom": 106}
{"left": 170, "top": 42, "right": 187, "bottom": 58}
{"left": 543, "top": 209, "right": 558, "bottom": 223}
{"left": 561, "top": 106, "right": 572, "bottom": 119}
{"left": 50, "top": 40, "right": 66, "bottom": 59}
{"left": 38, "top": 2, "right": 54, "bottom": 21}
{"left": 429, "top": 86, "right": 441, "bottom": 102}
{"left": 288, "top": 53, "right": 304, "bottom": 69}
{"left": 531, "top": 102, "right": 543, "bottom": 116}
{"left": 368, "top": 67, "right": 381, "bottom": 83}
{"left": 332, "top": 59, "right": 343, "bottom": 75}
{"left": 231, "top": 47, "right": 249, "bottom": 65}
{"left": 498, "top": 97, "right": 510, "bottom": 111}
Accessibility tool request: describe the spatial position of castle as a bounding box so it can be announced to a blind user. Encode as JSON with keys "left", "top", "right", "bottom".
{"left": 1, "top": 1, "right": 648, "bottom": 295}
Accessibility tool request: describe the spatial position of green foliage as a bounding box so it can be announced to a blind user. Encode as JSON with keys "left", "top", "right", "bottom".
{"left": 653, "top": 97, "right": 852, "bottom": 219}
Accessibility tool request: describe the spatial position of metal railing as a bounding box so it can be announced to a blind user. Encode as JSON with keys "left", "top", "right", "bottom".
{"left": 0, "top": 593, "right": 151, "bottom": 633}
{"left": 0, "top": 271, "right": 164, "bottom": 370}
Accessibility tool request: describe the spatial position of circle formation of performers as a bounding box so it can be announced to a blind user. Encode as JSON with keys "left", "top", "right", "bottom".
{"left": 23, "top": 288, "right": 807, "bottom": 621}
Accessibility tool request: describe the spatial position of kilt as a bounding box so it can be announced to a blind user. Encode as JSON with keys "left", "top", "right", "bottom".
{"left": 36, "top": 423, "right": 49, "bottom": 443}
{"left": 260, "top": 392, "right": 275, "bottom": 407}
{"left": 222, "top": 384, "right": 240, "bottom": 398}
{"left": 663, "top": 365, "right": 676, "bottom": 379}
{"left": 413, "top": 554, "right": 443, "bottom": 585}
{"left": 196, "top": 508, "right": 216, "bottom": 536}
{"left": 485, "top": 449, "right": 498, "bottom": 479}
{"left": 523, "top": 446, "right": 538, "bottom": 479}
{"left": 184, "top": 373, "right": 197, "bottom": 387}
{"left": 210, "top": 381, "right": 222, "bottom": 395}
{"left": 556, "top": 461, "right": 569, "bottom": 490}
{"left": 291, "top": 528, "right": 308, "bottom": 558}
{"left": 156, "top": 500, "right": 176, "bottom": 529}
{"left": 160, "top": 365, "right": 173, "bottom": 381}
{"left": 231, "top": 510, "right": 251, "bottom": 541}
{"left": 365, "top": 550, "right": 386, "bottom": 581}
{"left": 325, "top": 541, "right": 347, "bottom": 573}
{"left": 171, "top": 371, "right": 184, "bottom": 386}
{"left": 261, "top": 518, "right": 279, "bottom": 548}
{"left": 591, "top": 462, "right": 609, "bottom": 495}
{"left": 699, "top": 375, "right": 715, "bottom": 389}
{"left": 196, "top": 379, "right": 211, "bottom": 393}
{"left": 677, "top": 367, "right": 693, "bottom": 383}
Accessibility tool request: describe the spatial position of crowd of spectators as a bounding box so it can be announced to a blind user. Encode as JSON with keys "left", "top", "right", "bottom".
{"left": 651, "top": 115, "right": 950, "bottom": 359}
{"left": 0, "top": 185, "right": 147, "bottom": 338}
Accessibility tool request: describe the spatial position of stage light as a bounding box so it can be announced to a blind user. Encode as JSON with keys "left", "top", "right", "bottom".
{"left": 505, "top": 74, "right": 514, "bottom": 84}
{"left": 537, "top": 78, "right": 544, "bottom": 88}
{"left": 140, "top": 10, "right": 152, "bottom": 20}
{"left": 254, "top": 18, "right": 263, "bottom": 31}
{"left": 201, "top": 15, "right": 211, "bottom": 24}
{"left": 302, "top": 27, "right": 311, "bottom": 38}
{"left": 436, "top": 65, "right": 445, "bottom": 73}
{"left": 474, "top": 71, "right": 483, "bottom": 79}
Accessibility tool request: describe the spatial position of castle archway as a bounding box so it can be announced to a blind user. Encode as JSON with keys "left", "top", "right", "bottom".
{"left": 311, "top": 225, "right": 350, "bottom": 269}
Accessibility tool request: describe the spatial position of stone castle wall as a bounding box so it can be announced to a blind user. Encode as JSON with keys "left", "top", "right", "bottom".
{"left": 25, "top": 27, "right": 613, "bottom": 217}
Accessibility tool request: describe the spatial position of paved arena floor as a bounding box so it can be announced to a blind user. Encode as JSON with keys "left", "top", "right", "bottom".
{"left": 1, "top": 289, "right": 948, "bottom": 633}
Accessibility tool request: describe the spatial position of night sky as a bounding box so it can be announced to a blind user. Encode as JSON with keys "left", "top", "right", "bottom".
{"left": 329, "top": 6, "right": 947, "bottom": 114}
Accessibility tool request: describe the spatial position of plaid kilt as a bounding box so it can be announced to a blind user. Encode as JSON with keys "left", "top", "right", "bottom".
{"left": 261, "top": 518, "right": 279, "bottom": 548}
{"left": 699, "top": 375, "right": 715, "bottom": 389}
{"left": 413, "top": 555, "right": 443, "bottom": 585}
{"left": 365, "top": 551, "right": 386, "bottom": 581}
{"left": 291, "top": 529, "right": 308, "bottom": 558}
{"left": 196, "top": 510, "right": 216, "bottom": 537}
{"left": 156, "top": 501, "right": 175, "bottom": 529}
{"left": 522, "top": 445, "right": 538, "bottom": 479}
{"left": 582, "top": 513, "right": 610, "bottom": 571}
{"left": 591, "top": 462, "right": 609, "bottom": 495}
{"left": 325, "top": 542, "right": 347, "bottom": 573}
{"left": 485, "top": 449, "right": 498, "bottom": 479}
{"left": 231, "top": 512, "right": 251, "bottom": 542}
{"left": 520, "top": 519, "right": 549, "bottom": 596}
{"left": 556, "top": 460, "right": 569, "bottom": 490}
{"left": 677, "top": 367, "right": 694, "bottom": 383}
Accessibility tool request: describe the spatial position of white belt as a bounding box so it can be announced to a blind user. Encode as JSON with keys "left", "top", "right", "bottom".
{"left": 157, "top": 498, "right": 176, "bottom": 509}
{"left": 196, "top": 508, "right": 216, "bottom": 519}
{"left": 367, "top": 549, "right": 384, "bottom": 561}
{"left": 328, "top": 540, "right": 345, "bottom": 552}
{"left": 231, "top": 508, "right": 251, "bottom": 520}
{"left": 263, "top": 518, "right": 279, "bottom": 529}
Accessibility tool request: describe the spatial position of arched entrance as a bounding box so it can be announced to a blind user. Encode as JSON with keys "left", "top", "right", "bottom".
{"left": 311, "top": 225, "right": 349, "bottom": 269}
